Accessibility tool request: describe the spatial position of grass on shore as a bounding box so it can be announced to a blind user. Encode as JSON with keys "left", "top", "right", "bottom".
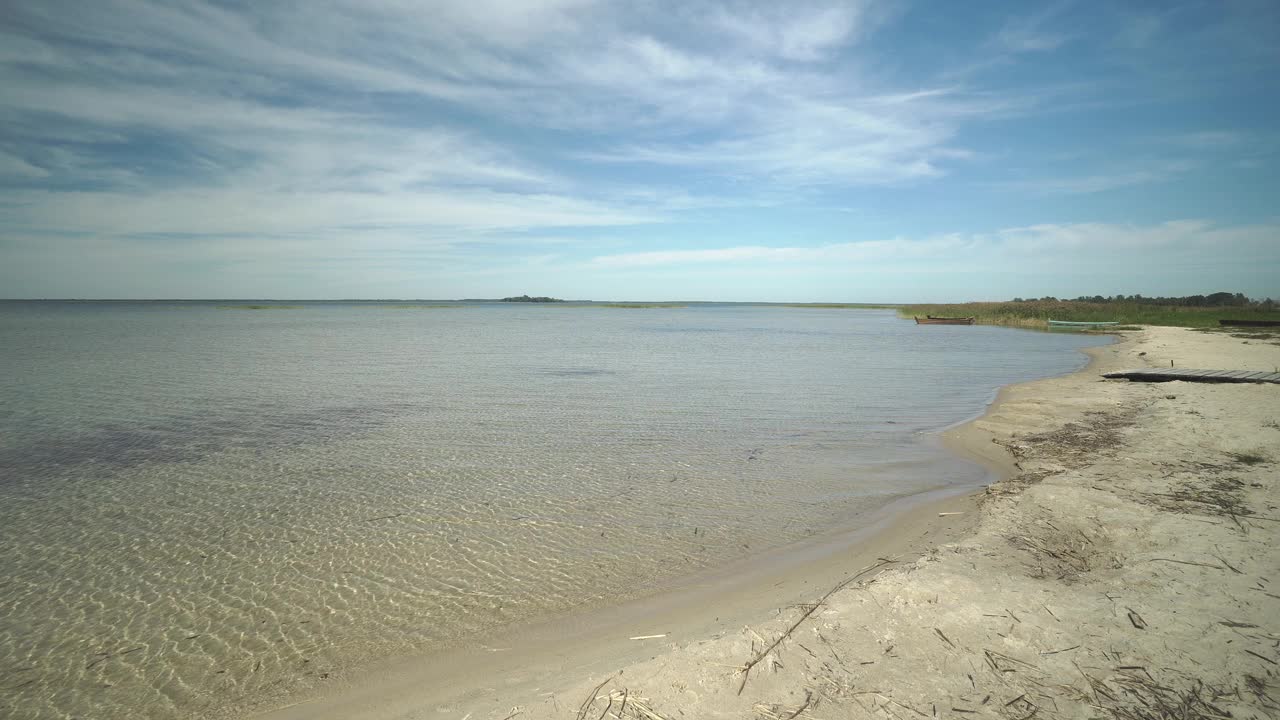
{"left": 896, "top": 301, "right": 1280, "bottom": 329}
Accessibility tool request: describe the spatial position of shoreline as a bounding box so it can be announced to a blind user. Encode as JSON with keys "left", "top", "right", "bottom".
{"left": 248, "top": 487, "right": 984, "bottom": 720}
{"left": 251, "top": 326, "right": 1279, "bottom": 719}
{"left": 531, "top": 324, "right": 1276, "bottom": 720}
{"left": 937, "top": 339, "right": 1114, "bottom": 480}
{"left": 242, "top": 336, "right": 1114, "bottom": 720}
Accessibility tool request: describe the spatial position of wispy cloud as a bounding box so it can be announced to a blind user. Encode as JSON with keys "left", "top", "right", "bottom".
{"left": 984, "top": 161, "right": 1192, "bottom": 195}
{"left": 590, "top": 220, "right": 1280, "bottom": 271}
{"left": 1, "top": 1, "right": 1276, "bottom": 299}
{"left": 1160, "top": 131, "right": 1243, "bottom": 149}
{"left": 710, "top": 1, "right": 875, "bottom": 61}
{"left": 993, "top": 2, "right": 1075, "bottom": 52}
{"left": 0, "top": 0, "right": 1000, "bottom": 198}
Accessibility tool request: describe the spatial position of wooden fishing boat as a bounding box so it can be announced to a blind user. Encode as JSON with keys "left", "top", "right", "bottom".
{"left": 1047, "top": 319, "right": 1119, "bottom": 327}
{"left": 1219, "top": 319, "right": 1280, "bottom": 327}
{"left": 915, "top": 315, "right": 975, "bottom": 325}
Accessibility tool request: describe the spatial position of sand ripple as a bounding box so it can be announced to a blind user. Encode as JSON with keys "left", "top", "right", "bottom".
{"left": 0, "top": 304, "right": 1102, "bottom": 719}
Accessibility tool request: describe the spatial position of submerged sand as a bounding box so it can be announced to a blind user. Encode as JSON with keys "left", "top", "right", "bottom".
{"left": 253, "top": 325, "right": 1280, "bottom": 720}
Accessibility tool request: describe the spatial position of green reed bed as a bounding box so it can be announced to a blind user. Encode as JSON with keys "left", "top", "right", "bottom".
{"left": 897, "top": 301, "right": 1280, "bottom": 329}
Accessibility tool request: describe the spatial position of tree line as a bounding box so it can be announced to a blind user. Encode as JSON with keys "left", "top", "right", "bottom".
{"left": 1010, "top": 292, "right": 1275, "bottom": 308}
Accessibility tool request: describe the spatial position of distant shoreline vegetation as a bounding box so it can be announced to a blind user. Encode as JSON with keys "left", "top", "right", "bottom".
{"left": 599, "top": 303, "right": 687, "bottom": 309}
{"left": 779, "top": 303, "right": 900, "bottom": 309}
{"left": 898, "top": 292, "right": 1279, "bottom": 329}
{"left": 384, "top": 304, "right": 458, "bottom": 309}
{"left": 216, "top": 304, "right": 303, "bottom": 310}
{"left": 501, "top": 295, "right": 564, "bottom": 303}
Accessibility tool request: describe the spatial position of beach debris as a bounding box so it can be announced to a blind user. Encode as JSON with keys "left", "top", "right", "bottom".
{"left": 1245, "top": 649, "right": 1277, "bottom": 666}
{"left": 1147, "top": 557, "right": 1228, "bottom": 571}
{"left": 934, "top": 628, "right": 956, "bottom": 648}
{"left": 574, "top": 683, "right": 669, "bottom": 720}
{"left": 938, "top": 512, "right": 965, "bottom": 517}
{"left": 982, "top": 648, "right": 1037, "bottom": 675}
{"left": 1126, "top": 608, "right": 1147, "bottom": 629}
{"left": 736, "top": 557, "right": 896, "bottom": 694}
{"left": 628, "top": 634, "right": 667, "bottom": 640}
{"left": 1078, "top": 668, "right": 1236, "bottom": 720}
{"left": 753, "top": 690, "right": 814, "bottom": 719}
{"left": 574, "top": 674, "right": 618, "bottom": 720}
{"left": 1039, "top": 644, "right": 1080, "bottom": 656}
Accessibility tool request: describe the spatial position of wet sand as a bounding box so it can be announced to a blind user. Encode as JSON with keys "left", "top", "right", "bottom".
{"left": 237, "top": 483, "right": 985, "bottom": 720}
{"left": 249, "top": 325, "right": 1280, "bottom": 720}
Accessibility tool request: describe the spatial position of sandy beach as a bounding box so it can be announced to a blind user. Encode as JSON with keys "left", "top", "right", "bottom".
{"left": 252, "top": 325, "right": 1280, "bottom": 720}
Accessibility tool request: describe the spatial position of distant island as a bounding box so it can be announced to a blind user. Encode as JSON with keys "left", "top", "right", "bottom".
{"left": 501, "top": 295, "right": 563, "bottom": 303}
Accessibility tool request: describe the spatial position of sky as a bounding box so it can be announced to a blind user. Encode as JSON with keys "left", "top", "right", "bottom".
{"left": 1, "top": 0, "right": 1278, "bottom": 302}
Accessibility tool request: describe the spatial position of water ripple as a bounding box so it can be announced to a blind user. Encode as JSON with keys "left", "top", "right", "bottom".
{"left": 0, "top": 303, "right": 1103, "bottom": 720}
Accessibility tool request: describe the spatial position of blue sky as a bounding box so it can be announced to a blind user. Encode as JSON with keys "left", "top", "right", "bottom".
{"left": 1, "top": 0, "right": 1277, "bottom": 301}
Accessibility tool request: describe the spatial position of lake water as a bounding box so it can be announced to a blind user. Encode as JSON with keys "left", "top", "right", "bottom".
{"left": 0, "top": 302, "right": 1105, "bottom": 719}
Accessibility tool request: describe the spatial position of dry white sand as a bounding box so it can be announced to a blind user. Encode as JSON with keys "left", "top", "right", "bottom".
{"left": 253, "top": 325, "right": 1280, "bottom": 720}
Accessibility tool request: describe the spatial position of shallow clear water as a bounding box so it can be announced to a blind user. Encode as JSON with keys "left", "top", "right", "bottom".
{"left": 0, "top": 302, "right": 1104, "bottom": 718}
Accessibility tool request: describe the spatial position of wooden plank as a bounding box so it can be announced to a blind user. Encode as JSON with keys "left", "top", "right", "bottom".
{"left": 1100, "top": 368, "right": 1280, "bottom": 384}
{"left": 1220, "top": 372, "right": 1270, "bottom": 382}
{"left": 1198, "top": 370, "right": 1237, "bottom": 378}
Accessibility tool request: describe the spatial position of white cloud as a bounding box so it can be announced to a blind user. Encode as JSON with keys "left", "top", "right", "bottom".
{"left": 1, "top": 0, "right": 991, "bottom": 194}
{"left": 711, "top": 2, "right": 871, "bottom": 61}
{"left": 590, "top": 220, "right": 1280, "bottom": 271}
{"left": 581, "top": 86, "right": 1000, "bottom": 186}
{"left": 5, "top": 187, "right": 656, "bottom": 238}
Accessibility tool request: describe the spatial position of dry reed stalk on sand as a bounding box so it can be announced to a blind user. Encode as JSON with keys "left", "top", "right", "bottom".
{"left": 753, "top": 690, "right": 815, "bottom": 720}
{"left": 575, "top": 675, "right": 617, "bottom": 720}
{"left": 736, "top": 557, "right": 897, "bottom": 694}
{"left": 573, "top": 686, "right": 670, "bottom": 720}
